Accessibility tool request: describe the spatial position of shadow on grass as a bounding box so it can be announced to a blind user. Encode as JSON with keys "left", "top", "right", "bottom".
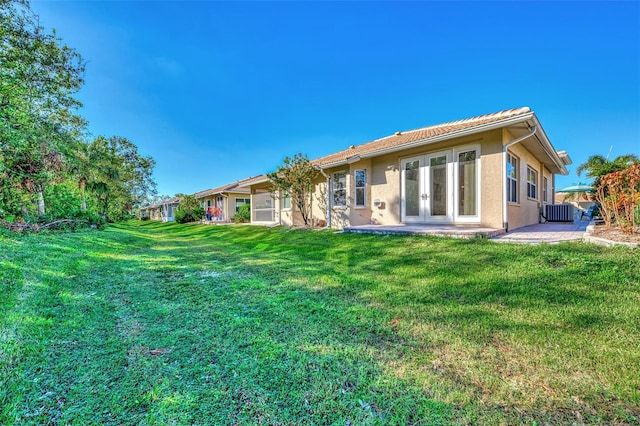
{"left": 2, "top": 220, "right": 639, "bottom": 424}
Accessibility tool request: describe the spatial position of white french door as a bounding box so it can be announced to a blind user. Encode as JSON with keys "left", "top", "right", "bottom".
{"left": 401, "top": 151, "right": 453, "bottom": 223}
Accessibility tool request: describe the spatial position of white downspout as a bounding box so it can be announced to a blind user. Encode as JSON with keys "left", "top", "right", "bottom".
{"left": 503, "top": 125, "right": 537, "bottom": 231}
{"left": 318, "top": 168, "right": 331, "bottom": 228}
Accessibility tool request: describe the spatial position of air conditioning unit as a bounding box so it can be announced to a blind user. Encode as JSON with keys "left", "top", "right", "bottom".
{"left": 544, "top": 204, "right": 574, "bottom": 222}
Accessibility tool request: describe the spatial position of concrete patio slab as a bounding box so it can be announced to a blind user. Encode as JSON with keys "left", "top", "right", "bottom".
{"left": 343, "top": 220, "right": 591, "bottom": 244}
{"left": 344, "top": 224, "right": 505, "bottom": 239}
{"left": 491, "top": 220, "right": 589, "bottom": 244}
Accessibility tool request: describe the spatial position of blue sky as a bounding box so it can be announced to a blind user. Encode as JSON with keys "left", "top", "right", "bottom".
{"left": 33, "top": 1, "right": 639, "bottom": 196}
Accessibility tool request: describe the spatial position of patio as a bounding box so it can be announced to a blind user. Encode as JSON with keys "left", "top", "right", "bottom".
{"left": 343, "top": 224, "right": 505, "bottom": 238}
{"left": 491, "top": 220, "right": 589, "bottom": 244}
{"left": 344, "top": 219, "right": 590, "bottom": 244}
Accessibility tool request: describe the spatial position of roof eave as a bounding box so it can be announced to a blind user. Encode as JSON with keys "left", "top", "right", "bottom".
{"left": 238, "top": 177, "right": 270, "bottom": 188}
{"left": 529, "top": 115, "right": 569, "bottom": 175}
{"left": 318, "top": 112, "right": 536, "bottom": 169}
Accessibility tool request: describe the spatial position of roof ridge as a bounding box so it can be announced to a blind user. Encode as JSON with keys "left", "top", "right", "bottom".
{"left": 312, "top": 106, "right": 532, "bottom": 166}
{"left": 371, "top": 107, "right": 531, "bottom": 143}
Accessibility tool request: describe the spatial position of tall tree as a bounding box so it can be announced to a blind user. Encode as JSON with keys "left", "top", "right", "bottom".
{"left": 267, "top": 153, "right": 318, "bottom": 226}
{"left": 0, "top": 0, "right": 86, "bottom": 217}
{"left": 86, "top": 136, "right": 156, "bottom": 221}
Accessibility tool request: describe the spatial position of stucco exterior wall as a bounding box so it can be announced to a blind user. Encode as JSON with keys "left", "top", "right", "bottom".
{"left": 197, "top": 191, "right": 250, "bottom": 222}
{"left": 505, "top": 136, "right": 545, "bottom": 230}
{"left": 317, "top": 166, "right": 351, "bottom": 229}
{"left": 247, "top": 127, "right": 562, "bottom": 231}
{"left": 357, "top": 130, "right": 505, "bottom": 228}
{"left": 370, "top": 152, "right": 401, "bottom": 225}
{"left": 478, "top": 130, "right": 504, "bottom": 229}
{"left": 541, "top": 167, "right": 553, "bottom": 206}
{"left": 346, "top": 158, "right": 373, "bottom": 226}
{"left": 310, "top": 178, "right": 329, "bottom": 226}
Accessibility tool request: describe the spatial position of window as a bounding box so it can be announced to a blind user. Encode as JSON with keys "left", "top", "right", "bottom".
{"left": 252, "top": 192, "right": 275, "bottom": 222}
{"left": 207, "top": 199, "right": 212, "bottom": 208}
{"left": 543, "top": 176, "right": 548, "bottom": 203}
{"left": 457, "top": 150, "right": 477, "bottom": 216}
{"left": 507, "top": 153, "right": 518, "bottom": 203}
{"left": 235, "top": 198, "right": 250, "bottom": 213}
{"left": 354, "top": 170, "right": 366, "bottom": 207}
{"left": 333, "top": 171, "right": 347, "bottom": 207}
{"left": 527, "top": 167, "right": 538, "bottom": 199}
{"left": 282, "top": 192, "right": 291, "bottom": 209}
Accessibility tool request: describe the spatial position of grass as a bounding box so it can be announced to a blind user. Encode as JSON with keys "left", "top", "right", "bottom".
{"left": 0, "top": 220, "right": 639, "bottom": 425}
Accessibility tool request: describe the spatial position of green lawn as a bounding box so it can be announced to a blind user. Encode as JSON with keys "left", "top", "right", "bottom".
{"left": 1, "top": 221, "right": 639, "bottom": 425}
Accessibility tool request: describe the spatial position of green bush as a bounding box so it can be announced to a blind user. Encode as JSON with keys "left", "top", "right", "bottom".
{"left": 175, "top": 195, "right": 205, "bottom": 223}
{"left": 72, "top": 211, "right": 106, "bottom": 230}
{"left": 233, "top": 204, "right": 251, "bottom": 223}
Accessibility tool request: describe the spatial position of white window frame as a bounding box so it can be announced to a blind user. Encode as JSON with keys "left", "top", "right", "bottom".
{"left": 252, "top": 192, "right": 276, "bottom": 223}
{"left": 453, "top": 144, "right": 481, "bottom": 223}
{"left": 332, "top": 171, "right": 347, "bottom": 208}
{"left": 507, "top": 152, "right": 519, "bottom": 204}
{"left": 235, "top": 198, "right": 250, "bottom": 213}
{"left": 543, "top": 176, "right": 548, "bottom": 203}
{"left": 527, "top": 167, "right": 538, "bottom": 200}
{"left": 281, "top": 191, "right": 291, "bottom": 210}
{"left": 354, "top": 169, "right": 366, "bottom": 208}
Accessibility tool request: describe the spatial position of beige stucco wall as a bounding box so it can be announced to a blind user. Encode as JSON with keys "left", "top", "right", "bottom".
{"left": 197, "top": 191, "right": 250, "bottom": 222}
{"left": 479, "top": 130, "right": 504, "bottom": 229}
{"left": 308, "top": 129, "right": 508, "bottom": 229}
{"left": 505, "top": 130, "right": 545, "bottom": 230}
{"left": 248, "top": 127, "right": 560, "bottom": 231}
{"left": 316, "top": 166, "right": 351, "bottom": 229}
{"left": 310, "top": 178, "right": 329, "bottom": 226}
{"left": 370, "top": 152, "right": 401, "bottom": 225}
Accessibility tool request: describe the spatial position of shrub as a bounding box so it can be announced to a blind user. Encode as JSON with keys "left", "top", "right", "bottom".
{"left": 595, "top": 163, "right": 640, "bottom": 234}
{"left": 233, "top": 204, "right": 251, "bottom": 223}
{"left": 175, "top": 195, "right": 205, "bottom": 223}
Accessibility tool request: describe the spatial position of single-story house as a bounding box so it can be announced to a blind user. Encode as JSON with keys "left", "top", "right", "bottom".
{"left": 242, "top": 107, "right": 572, "bottom": 231}
{"left": 193, "top": 179, "right": 252, "bottom": 222}
{"left": 139, "top": 196, "right": 182, "bottom": 222}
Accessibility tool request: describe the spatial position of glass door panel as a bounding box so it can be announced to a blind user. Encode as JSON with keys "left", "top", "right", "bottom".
{"left": 457, "top": 150, "right": 477, "bottom": 216}
{"left": 402, "top": 158, "right": 422, "bottom": 221}
{"left": 429, "top": 155, "right": 447, "bottom": 217}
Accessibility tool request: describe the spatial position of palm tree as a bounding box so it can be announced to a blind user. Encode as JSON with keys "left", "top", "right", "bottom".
{"left": 576, "top": 154, "right": 639, "bottom": 186}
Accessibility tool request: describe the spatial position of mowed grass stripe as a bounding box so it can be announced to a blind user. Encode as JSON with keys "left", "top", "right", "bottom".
{"left": 0, "top": 220, "right": 638, "bottom": 424}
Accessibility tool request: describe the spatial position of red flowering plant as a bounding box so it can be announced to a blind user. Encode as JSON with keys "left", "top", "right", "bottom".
{"left": 596, "top": 163, "right": 640, "bottom": 234}
{"left": 211, "top": 206, "right": 223, "bottom": 220}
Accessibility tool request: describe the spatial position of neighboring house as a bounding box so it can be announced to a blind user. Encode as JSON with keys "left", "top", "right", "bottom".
{"left": 139, "top": 197, "right": 182, "bottom": 222}
{"left": 237, "top": 175, "right": 280, "bottom": 225}
{"left": 243, "top": 107, "right": 572, "bottom": 231}
{"left": 193, "top": 179, "right": 252, "bottom": 222}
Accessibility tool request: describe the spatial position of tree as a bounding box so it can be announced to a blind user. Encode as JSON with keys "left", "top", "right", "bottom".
{"left": 594, "top": 163, "right": 640, "bottom": 233}
{"left": 174, "top": 195, "right": 204, "bottom": 223}
{"left": 267, "top": 153, "right": 318, "bottom": 226}
{"left": 576, "top": 154, "right": 639, "bottom": 187}
{"left": 86, "top": 136, "right": 156, "bottom": 221}
{"left": 0, "top": 0, "right": 86, "bottom": 217}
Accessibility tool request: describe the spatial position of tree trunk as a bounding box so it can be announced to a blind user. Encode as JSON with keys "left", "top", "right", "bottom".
{"left": 36, "top": 186, "right": 45, "bottom": 216}
{"left": 102, "top": 195, "right": 109, "bottom": 221}
{"left": 79, "top": 179, "right": 87, "bottom": 212}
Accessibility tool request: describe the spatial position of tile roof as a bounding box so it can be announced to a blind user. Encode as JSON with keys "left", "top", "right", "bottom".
{"left": 140, "top": 196, "right": 182, "bottom": 210}
{"left": 312, "top": 107, "right": 533, "bottom": 167}
{"left": 193, "top": 177, "right": 254, "bottom": 198}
